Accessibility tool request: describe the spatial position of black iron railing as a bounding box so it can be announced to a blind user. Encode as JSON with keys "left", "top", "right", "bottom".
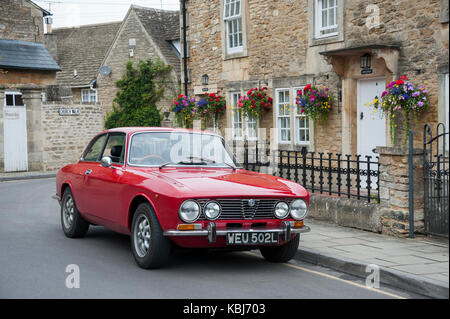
{"left": 234, "top": 142, "right": 380, "bottom": 203}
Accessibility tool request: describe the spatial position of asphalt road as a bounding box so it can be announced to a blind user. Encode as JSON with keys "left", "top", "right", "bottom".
{"left": 0, "top": 178, "right": 424, "bottom": 299}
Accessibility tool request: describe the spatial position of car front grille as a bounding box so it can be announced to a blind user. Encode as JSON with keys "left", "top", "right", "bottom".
{"left": 198, "top": 198, "right": 288, "bottom": 220}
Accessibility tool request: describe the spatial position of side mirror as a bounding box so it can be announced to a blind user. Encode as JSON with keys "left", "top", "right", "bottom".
{"left": 101, "top": 156, "right": 112, "bottom": 168}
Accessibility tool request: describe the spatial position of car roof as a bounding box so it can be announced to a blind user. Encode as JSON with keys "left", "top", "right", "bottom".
{"left": 102, "top": 127, "right": 220, "bottom": 137}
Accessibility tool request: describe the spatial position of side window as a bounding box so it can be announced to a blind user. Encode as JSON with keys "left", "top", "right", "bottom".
{"left": 102, "top": 133, "right": 126, "bottom": 164}
{"left": 83, "top": 134, "right": 107, "bottom": 162}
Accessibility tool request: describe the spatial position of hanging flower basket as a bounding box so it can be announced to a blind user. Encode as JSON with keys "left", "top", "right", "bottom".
{"left": 369, "top": 75, "right": 429, "bottom": 145}
{"left": 295, "top": 84, "right": 335, "bottom": 125}
{"left": 169, "top": 94, "right": 197, "bottom": 128}
{"left": 237, "top": 87, "right": 272, "bottom": 120}
{"left": 203, "top": 92, "right": 226, "bottom": 126}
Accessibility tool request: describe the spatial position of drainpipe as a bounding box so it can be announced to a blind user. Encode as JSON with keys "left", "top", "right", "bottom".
{"left": 182, "top": 0, "right": 188, "bottom": 96}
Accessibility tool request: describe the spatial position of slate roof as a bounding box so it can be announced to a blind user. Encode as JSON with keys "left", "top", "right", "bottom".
{"left": 53, "top": 22, "right": 122, "bottom": 87}
{"left": 0, "top": 39, "right": 60, "bottom": 71}
{"left": 133, "top": 6, "right": 181, "bottom": 78}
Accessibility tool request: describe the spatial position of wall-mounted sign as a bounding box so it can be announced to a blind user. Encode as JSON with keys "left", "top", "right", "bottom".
{"left": 59, "top": 108, "right": 80, "bottom": 116}
{"left": 194, "top": 84, "right": 218, "bottom": 95}
{"left": 4, "top": 110, "right": 20, "bottom": 120}
{"left": 361, "top": 69, "right": 373, "bottom": 75}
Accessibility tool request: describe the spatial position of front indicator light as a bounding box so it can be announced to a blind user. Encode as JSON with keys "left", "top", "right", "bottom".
{"left": 293, "top": 221, "right": 304, "bottom": 228}
{"left": 177, "top": 224, "right": 202, "bottom": 231}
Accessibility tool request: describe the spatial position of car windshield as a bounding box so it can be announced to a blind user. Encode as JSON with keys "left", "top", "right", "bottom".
{"left": 128, "top": 131, "right": 237, "bottom": 167}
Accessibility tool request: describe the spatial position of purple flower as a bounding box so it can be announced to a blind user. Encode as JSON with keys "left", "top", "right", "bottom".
{"left": 418, "top": 101, "right": 424, "bottom": 107}
{"left": 412, "top": 91, "right": 420, "bottom": 97}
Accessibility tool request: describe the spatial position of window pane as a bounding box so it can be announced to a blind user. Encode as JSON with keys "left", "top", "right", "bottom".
{"left": 5, "top": 94, "right": 14, "bottom": 106}
{"left": 230, "top": 1, "right": 234, "bottom": 17}
{"left": 84, "top": 135, "right": 107, "bottom": 162}
{"left": 322, "top": 9, "right": 328, "bottom": 28}
{"left": 102, "top": 134, "right": 126, "bottom": 164}
{"left": 14, "top": 95, "right": 24, "bottom": 106}
{"left": 235, "top": 0, "right": 241, "bottom": 15}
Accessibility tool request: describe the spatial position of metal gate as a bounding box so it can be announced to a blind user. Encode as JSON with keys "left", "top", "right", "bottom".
{"left": 423, "top": 123, "right": 449, "bottom": 237}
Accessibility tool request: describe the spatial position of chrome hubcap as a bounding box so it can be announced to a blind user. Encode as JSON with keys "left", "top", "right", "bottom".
{"left": 134, "top": 215, "right": 151, "bottom": 257}
{"left": 63, "top": 195, "right": 75, "bottom": 229}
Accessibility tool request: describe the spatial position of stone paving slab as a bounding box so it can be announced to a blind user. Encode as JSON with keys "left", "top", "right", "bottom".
{"left": 298, "top": 218, "right": 449, "bottom": 298}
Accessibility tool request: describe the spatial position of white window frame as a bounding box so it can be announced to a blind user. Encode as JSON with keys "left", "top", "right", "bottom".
{"left": 230, "top": 92, "right": 243, "bottom": 140}
{"left": 315, "top": 0, "right": 339, "bottom": 39}
{"left": 224, "top": 0, "right": 243, "bottom": 54}
{"left": 81, "top": 88, "right": 97, "bottom": 103}
{"left": 4, "top": 91, "right": 24, "bottom": 107}
{"left": 293, "top": 87, "right": 311, "bottom": 146}
{"left": 276, "top": 88, "right": 291, "bottom": 144}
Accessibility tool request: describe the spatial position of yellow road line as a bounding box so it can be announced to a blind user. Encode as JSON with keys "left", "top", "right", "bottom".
{"left": 244, "top": 251, "right": 406, "bottom": 299}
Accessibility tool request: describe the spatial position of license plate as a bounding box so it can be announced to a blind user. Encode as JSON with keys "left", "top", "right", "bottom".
{"left": 226, "top": 232, "right": 279, "bottom": 245}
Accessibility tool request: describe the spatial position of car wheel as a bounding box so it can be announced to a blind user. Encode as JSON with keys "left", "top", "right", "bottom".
{"left": 259, "top": 234, "right": 300, "bottom": 263}
{"left": 130, "top": 203, "right": 172, "bottom": 269}
{"left": 61, "top": 187, "right": 89, "bottom": 238}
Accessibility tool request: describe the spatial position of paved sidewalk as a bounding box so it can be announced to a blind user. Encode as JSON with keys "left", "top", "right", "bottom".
{"left": 0, "top": 170, "right": 57, "bottom": 182}
{"left": 298, "top": 218, "right": 449, "bottom": 298}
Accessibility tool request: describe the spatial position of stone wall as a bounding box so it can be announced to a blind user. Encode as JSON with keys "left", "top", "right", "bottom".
{"left": 41, "top": 101, "right": 104, "bottom": 171}
{"left": 0, "top": 0, "right": 46, "bottom": 43}
{"left": 97, "top": 9, "right": 179, "bottom": 121}
{"left": 308, "top": 194, "right": 382, "bottom": 233}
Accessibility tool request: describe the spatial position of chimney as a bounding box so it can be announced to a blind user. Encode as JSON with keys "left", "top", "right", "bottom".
{"left": 44, "top": 16, "right": 53, "bottom": 34}
{"left": 44, "top": 16, "right": 57, "bottom": 61}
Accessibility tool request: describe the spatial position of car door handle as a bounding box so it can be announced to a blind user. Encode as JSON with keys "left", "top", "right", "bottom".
{"left": 85, "top": 169, "right": 92, "bottom": 175}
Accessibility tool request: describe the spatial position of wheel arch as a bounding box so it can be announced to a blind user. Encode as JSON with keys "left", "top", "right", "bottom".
{"left": 127, "top": 194, "right": 158, "bottom": 232}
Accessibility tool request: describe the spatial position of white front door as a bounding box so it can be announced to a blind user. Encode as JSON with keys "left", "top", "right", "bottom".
{"left": 357, "top": 78, "right": 386, "bottom": 188}
{"left": 3, "top": 92, "right": 28, "bottom": 172}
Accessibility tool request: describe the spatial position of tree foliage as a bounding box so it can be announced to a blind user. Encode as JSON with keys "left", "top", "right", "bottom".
{"left": 104, "top": 58, "right": 172, "bottom": 129}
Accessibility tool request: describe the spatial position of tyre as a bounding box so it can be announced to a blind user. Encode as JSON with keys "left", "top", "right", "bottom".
{"left": 259, "top": 234, "right": 300, "bottom": 263}
{"left": 130, "top": 203, "right": 172, "bottom": 269}
{"left": 61, "top": 187, "right": 89, "bottom": 238}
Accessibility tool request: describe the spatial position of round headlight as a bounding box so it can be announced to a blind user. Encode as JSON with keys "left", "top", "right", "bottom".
{"left": 178, "top": 200, "right": 200, "bottom": 223}
{"left": 204, "top": 201, "right": 221, "bottom": 220}
{"left": 274, "top": 201, "right": 290, "bottom": 219}
{"left": 290, "top": 199, "right": 308, "bottom": 220}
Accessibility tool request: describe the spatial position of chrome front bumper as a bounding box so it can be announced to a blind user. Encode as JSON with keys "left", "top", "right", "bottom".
{"left": 163, "top": 221, "right": 311, "bottom": 243}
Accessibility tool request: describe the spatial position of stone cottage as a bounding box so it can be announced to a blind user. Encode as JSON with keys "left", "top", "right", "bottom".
{"left": 0, "top": 0, "right": 61, "bottom": 172}
{"left": 181, "top": 0, "right": 449, "bottom": 155}
{"left": 97, "top": 5, "right": 181, "bottom": 119}
{"left": 51, "top": 5, "right": 181, "bottom": 120}
{"left": 49, "top": 21, "right": 122, "bottom": 106}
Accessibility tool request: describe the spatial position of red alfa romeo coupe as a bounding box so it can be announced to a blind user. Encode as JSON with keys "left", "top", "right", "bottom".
{"left": 54, "top": 127, "right": 310, "bottom": 269}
